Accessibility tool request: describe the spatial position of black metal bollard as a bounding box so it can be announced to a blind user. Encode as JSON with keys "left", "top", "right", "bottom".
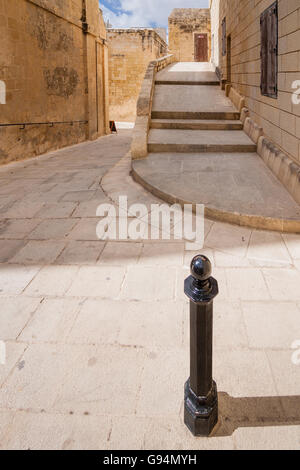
{"left": 184, "top": 255, "right": 219, "bottom": 437}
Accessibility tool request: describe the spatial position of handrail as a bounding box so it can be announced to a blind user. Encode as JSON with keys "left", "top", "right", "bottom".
{"left": 0, "top": 120, "right": 88, "bottom": 128}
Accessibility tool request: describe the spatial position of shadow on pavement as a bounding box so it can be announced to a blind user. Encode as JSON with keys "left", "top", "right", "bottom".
{"left": 213, "top": 392, "right": 300, "bottom": 437}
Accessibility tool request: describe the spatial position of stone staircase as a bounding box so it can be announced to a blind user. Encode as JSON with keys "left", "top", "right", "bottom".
{"left": 132, "top": 62, "right": 300, "bottom": 232}
{"left": 148, "top": 63, "right": 256, "bottom": 155}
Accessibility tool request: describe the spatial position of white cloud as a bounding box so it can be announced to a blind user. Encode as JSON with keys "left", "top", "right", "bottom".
{"left": 100, "top": 0, "right": 209, "bottom": 29}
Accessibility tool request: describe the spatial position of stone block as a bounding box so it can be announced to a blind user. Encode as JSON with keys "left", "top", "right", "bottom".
{"left": 278, "top": 154, "right": 293, "bottom": 186}
{"left": 272, "top": 152, "right": 286, "bottom": 176}
{"left": 267, "top": 146, "right": 280, "bottom": 172}
{"left": 131, "top": 116, "right": 149, "bottom": 160}
{"left": 289, "top": 162, "right": 300, "bottom": 197}
{"left": 257, "top": 136, "right": 266, "bottom": 157}
{"left": 244, "top": 118, "right": 263, "bottom": 144}
{"left": 225, "top": 83, "right": 231, "bottom": 97}
{"left": 240, "top": 107, "right": 249, "bottom": 124}
{"left": 257, "top": 133, "right": 300, "bottom": 205}
{"left": 229, "top": 87, "right": 245, "bottom": 112}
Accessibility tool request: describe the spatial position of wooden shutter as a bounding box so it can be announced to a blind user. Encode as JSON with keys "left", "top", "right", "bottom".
{"left": 222, "top": 18, "right": 226, "bottom": 56}
{"left": 260, "top": 1, "right": 278, "bottom": 98}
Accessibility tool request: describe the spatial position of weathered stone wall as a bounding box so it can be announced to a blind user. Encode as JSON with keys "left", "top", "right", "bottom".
{"left": 210, "top": 0, "right": 300, "bottom": 164}
{"left": 155, "top": 28, "right": 167, "bottom": 43}
{"left": 0, "top": 0, "right": 109, "bottom": 165}
{"left": 168, "top": 9, "right": 211, "bottom": 62}
{"left": 107, "top": 29, "right": 168, "bottom": 122}
{"left": 131, "top": 54, "right": 176, "bottom": 160}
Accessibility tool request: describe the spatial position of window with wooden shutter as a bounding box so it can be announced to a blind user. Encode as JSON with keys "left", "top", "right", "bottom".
{"left": 260, "top": 1, "right": 278, "bottom": 98}
{"left": 222, "top": 18, "right": 226, "bottom": 56}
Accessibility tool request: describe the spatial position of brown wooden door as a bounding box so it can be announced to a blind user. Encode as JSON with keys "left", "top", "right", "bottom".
{"left": 194, "top": 34, "right": 208, "bottom": 62}
{"left": 260, "top": 1, "right": 278, "bottom": 98}
{"left": 226, "top": 35, "right": 231, "bottom": 83}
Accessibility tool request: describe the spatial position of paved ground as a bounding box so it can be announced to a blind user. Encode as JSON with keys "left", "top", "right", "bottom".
{"left": 1, "top": 129, "right": 300, "bottom": 450}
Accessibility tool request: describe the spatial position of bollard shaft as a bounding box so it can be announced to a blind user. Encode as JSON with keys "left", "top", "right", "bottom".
{"left": 189, "top": 301, "right": 213, "bottom": 397}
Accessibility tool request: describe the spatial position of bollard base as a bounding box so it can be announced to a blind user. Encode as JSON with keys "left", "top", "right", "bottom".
{"left": 184, "top": 380, "right": 218, "bottom": 437}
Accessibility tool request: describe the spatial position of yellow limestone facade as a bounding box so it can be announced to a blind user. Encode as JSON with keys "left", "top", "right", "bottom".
{"left": 107, "top": 29, "right": 168, "bottom": 122}
{"left": 0, "top": 0, "right": 110, "bottom": 164}
{"left": 168, "top": 9, "right": 211, "bottom": 62}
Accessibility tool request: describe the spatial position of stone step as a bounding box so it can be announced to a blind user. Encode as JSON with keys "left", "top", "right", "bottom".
{"left": 151, "top": 111, "right": 241, "bottom": 120}
{"left": 155, "top": 80, "right": 220, "bottom": 86}
{"left": 151, "top": 119, "right": 243, "bottom": 130}
{"left": 152, "top": 85, "right": 239, "bottom": 118}
{"left": 147, "top": 129, "right": 257, "bottom": 153}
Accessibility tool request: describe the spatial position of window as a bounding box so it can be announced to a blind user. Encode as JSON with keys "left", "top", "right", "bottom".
{"left": 222, "top": 18, "right": 226, "bottom": 56}
{"left": 260, "top": 1, "right": 278, "bottom": 98}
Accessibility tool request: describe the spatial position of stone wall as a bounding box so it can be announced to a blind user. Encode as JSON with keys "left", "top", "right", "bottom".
{"left": 107, "top": 29, "right": 168, "bottom": 122}
{"left": 168, "top": 9, "right": 211, "bottom": 62}
{"left": 131, "top": 54, "right": 176, "bottom": 160}
{"left": 155, "top": 28, "right": 167, "bottom": 43}
{"left": 0, "top": 0, "right": 109, "bottom": 165}
{"left": 210, "top": 0, "right": 300, "bottom": 164}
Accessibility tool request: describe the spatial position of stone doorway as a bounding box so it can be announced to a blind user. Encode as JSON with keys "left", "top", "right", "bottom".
{"left": 194, "top": 33, "right": 208, "bottom": 62}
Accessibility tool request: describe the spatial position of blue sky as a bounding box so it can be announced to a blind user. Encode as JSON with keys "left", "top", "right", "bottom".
{"left": 100, "top": 0, "right": 209, "bottom": 29}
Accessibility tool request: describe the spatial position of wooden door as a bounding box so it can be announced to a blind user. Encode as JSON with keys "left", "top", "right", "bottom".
{"left": 260, "top": 1, "right": 278, "bottom": 98}
{"left": 226, "top": 35, "right": 231, "bottom": 83}
{"left": 194, "top": 34, "right": 208, "bottom": 62}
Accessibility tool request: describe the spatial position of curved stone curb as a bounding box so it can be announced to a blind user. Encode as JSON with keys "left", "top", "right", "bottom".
{"left": 100, "top": 152, "right": 163, "bottom": 209}
{"left": 100, "top": 152, "right": 208, "bottom": 243}
{"left": 132, "top": 162, "right": 300, "bottom": 234}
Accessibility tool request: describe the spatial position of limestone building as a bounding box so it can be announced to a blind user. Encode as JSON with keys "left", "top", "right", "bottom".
{"left": 107, "top": 29, "right": 168, "bottom": 122}
{"left": 0, "top": 0, "right": 110, "bottom": 164}
{"left": 168, "top": 9, "right": 211, "bottom": 62}
{"left": 210, "top": 0, "right": 300, "bottom": 164}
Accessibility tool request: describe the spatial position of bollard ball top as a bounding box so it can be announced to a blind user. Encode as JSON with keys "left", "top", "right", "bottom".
{"left": 190, "top": 255, "right": 212, "bottom": 281}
